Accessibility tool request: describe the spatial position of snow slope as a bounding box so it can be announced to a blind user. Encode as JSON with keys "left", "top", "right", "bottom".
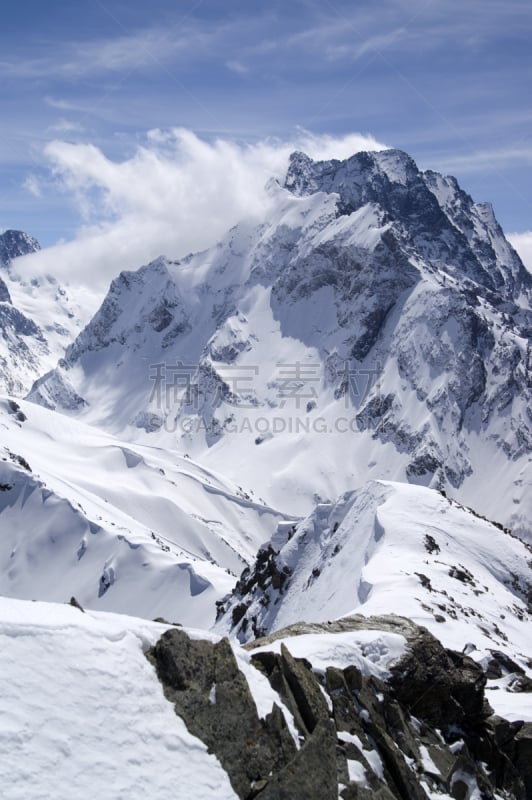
{"left": 0, "top": 396, "right": 286, "bottom": 626}
{"left": 218, "top": 481, "right": 532, "bottom": 694}
{"left": 0, "top": 596, "right": 238, "bottom": 800}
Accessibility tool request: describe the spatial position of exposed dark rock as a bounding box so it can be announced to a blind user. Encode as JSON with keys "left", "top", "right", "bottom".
{"left": 257, "top": 719, "right": 337, "bottom": 800}
{"left": 424, "top": 534, "right": 440, "bottom": 554}
{"left": 0, "top": 229, "right": 40, "bottom": 266}
{"left": 414, "top": 572, "right": 433, "bottom": 591}
{"left": 485, "top": 650, "right": 525, "bottom": 680}
{"left": 231, "top": 602, "right": 249, "bottom": 626}
{"left": 147, "top": 627, "right": 339, "bottom": 800}
{"left": 514, "top": 723, "right": 532, "bottom": 798}
{"left": 389, "top": 624, "right": 487, "bottom": 731}
{"left": 148, "top": 301, "right": 174, "bottom": 332}
{"left": 7, "top": 450, "right": 31, "bottom": 472}
{"left": 251, "top": 616, "right": 530, "bottom": 797}
{"left": 0, "top": 276, "right": 11, "bottom": 303}
{"left": 147, "top": 618, "right": 531, "bottom": 798}
{"left": 407, "top": 450, "right": 442, "bottom": 478}
{"left": 0, "top": 304, "right": 43, "bottom": 339}
{"left": 448, "top": 565, "right": 475, "bottom": 586}
{"left": 68, "top": 596, "right": 84, "bottom": 612}
{"left": 508, "top": 675, "right": 532, "bottom": 693}
{"left": 7, "top": 399, "right": 26, "bottom": 422}
{"left": 251, "top": 644, "right": 331, "bottom": 738}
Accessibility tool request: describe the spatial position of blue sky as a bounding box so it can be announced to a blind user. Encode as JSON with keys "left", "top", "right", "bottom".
{"left": 1, "top": 0, "right": 531, "bottom": 267}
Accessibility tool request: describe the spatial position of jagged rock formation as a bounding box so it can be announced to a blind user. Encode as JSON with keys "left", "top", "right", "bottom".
{"left": 0, "top": 229, "right": 87, "bottom": 395}
{"left": 149, "top": 617, "right": 532, "bottom": 799}
{"left": 0, "top": 230, "right": 47, "bottom": 394}
{"left": 27, "top": 149, "right": 531, "bottom": 535}
{"left": 148, "top": 628, "right": 336, "bottom": 800}
{"left": 0, "top": 229, "right": 40, "bottom": 266}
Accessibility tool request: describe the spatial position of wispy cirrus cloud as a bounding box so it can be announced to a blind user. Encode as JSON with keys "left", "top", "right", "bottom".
{"left": 46, "top": 119, "right": 85, "bottom": 135}
{"left": 225, "top": 59, "right": 249, "bottom": 75}
{"left": 431, "top": 146, "right": 532, "bottom": 175}
{"left": 0, "top": 25, "right": 214, "bottom": 80}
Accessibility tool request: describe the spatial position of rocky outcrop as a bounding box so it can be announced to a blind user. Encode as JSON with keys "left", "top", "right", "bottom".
{"left": 0, "top": 229, "right": 40, "bottom": 267}
{"left": 148, "top": 616, "right": 531, "bottom": 799}
{"left": 147, "top": 627, "right": 337, "bottom": 800}
{"left": 0, "top": 276, "right": 11, "bottom": 304}
{"left": 388, "top": 625, "right": 487, "bottom": 731}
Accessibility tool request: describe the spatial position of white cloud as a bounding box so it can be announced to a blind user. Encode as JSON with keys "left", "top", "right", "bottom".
{"left": 45, "top": 97, "right": 80, "bottom": 111}
{"left": 22, "top": 174, "right": 42, "bottom": 198}
{"left": 507, "top": 232, "right": 532, "bottom": 274}
{"left": 0, "top": 27, "right": 209, "bottom": 80}
{"left": 47, "top": 119, "right": 85, "bottom": 134}
{"left": 15, "top": 128, "right": 387, "bottom": 289}
{"left": 225, "top": 59, "right": 248, "bottom": 74}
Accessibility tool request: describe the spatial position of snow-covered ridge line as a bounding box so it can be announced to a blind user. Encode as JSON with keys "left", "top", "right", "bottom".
{"left": 217, "top": 480, "right": 532, "bottom": 674}
{"left": 0, "top": 396, "right": 286, "bottom": 625}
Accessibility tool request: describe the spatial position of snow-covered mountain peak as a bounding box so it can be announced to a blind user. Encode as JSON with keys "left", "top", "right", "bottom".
{"left": 26, "top": 148, "right": 532, "bottom": 536}
{"left": 284, "top": 147, "right": 428, "bottom": 211}
{"left": 0, "top": 228, "right": 40, "bottom": 268}
{"left": 0, "top": 227, "right": 95, "bottom": 396}
{"left": 283, "top": 150, "right": 317, "bottom": 195}
{"left": 284, "top": 147, "right": 417, "bottom": 198}
{"left": 284, "top": 148, "right": 531, "bottom": 300}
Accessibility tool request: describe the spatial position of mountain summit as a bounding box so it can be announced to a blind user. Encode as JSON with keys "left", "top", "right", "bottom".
{"left": 0, "top": 228, "right": 40, "bottom": 267}
{"left": 28, "top": 149, "right": 532, "bottom": 537}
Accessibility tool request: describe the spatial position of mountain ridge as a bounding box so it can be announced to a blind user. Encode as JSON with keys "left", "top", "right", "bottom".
{"left": 26, "top": 148, "right": 531, "bottom": 537}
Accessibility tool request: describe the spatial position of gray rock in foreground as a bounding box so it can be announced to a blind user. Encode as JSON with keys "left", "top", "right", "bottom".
{"left": 148, "top": 615, "right": 531, "bottom": 799}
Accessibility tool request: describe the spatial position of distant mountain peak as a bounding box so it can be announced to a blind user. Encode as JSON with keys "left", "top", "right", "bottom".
{"left": 284, "top": 150, "right": 316, "bottom": 195}
{"left": 0, "top": 229, "right": 40, "bottom": 267}
{"left": 283, "top": 148, "right": 530, "bottom": 299}
{"left": 0, "top": 227, "right": 93, "bottom": 396}
{"left": 284, "top": 147, "right": 417, "bottom": 197}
